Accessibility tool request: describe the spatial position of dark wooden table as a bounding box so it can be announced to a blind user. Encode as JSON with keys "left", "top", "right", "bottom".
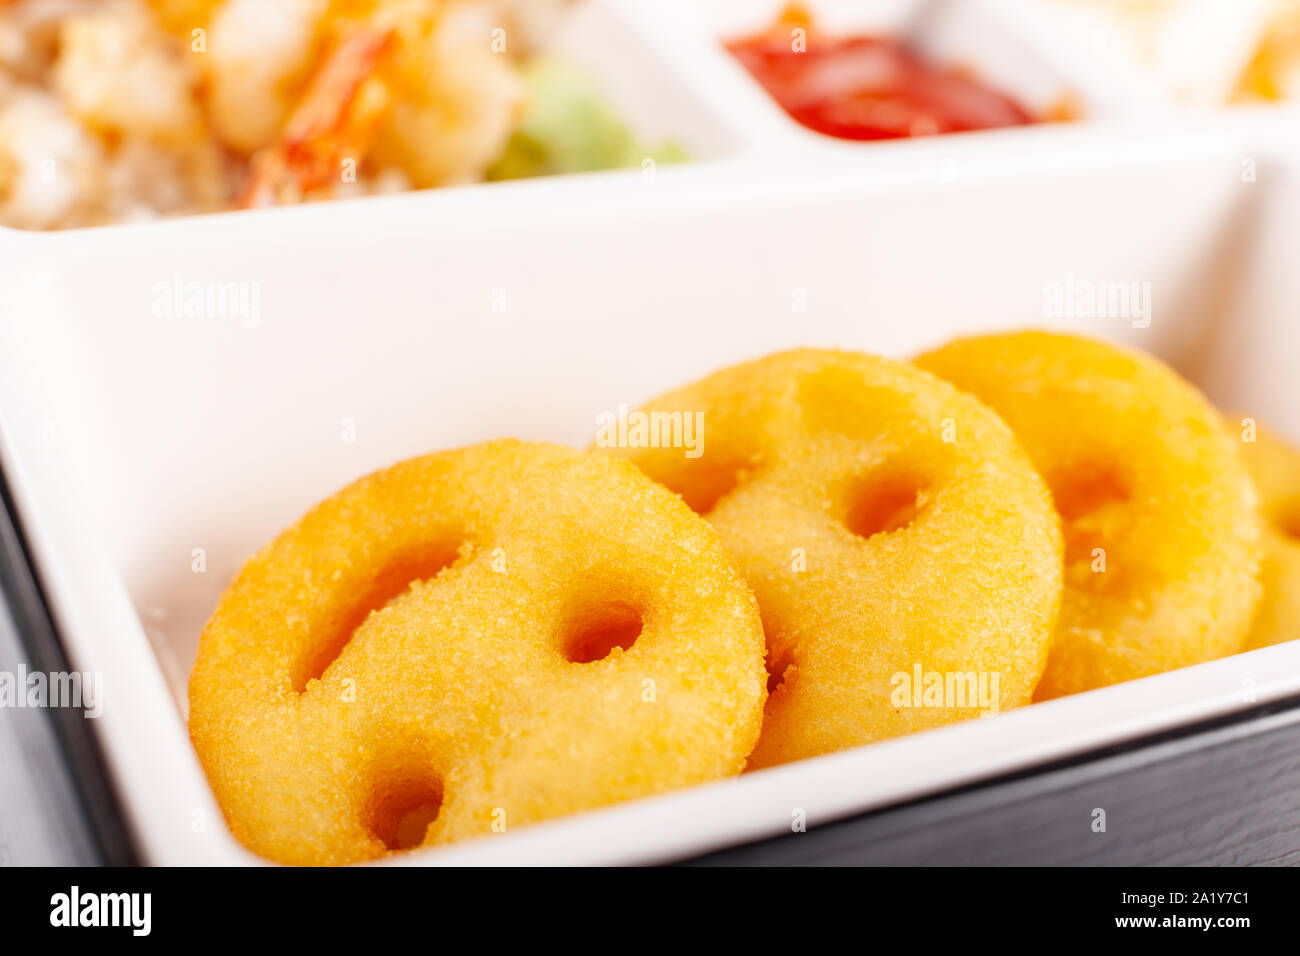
{"left": 694, "top": 695, "right": 1300, "bottom": 865}
{"left": 0, "top": 473, "right": 134, "bottom": 866}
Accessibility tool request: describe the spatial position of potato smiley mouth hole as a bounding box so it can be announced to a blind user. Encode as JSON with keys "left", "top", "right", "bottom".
{"left": 368, "top": 771, "right": 445, "bottom": 853}
{"left": 294, "top": 539, "right": 465, "bottom": 692}
{"left": 845, "top": 473, "right": 925, "bottom": 539}
{"left": 765, "top": 641, "right": 793, "bottom": 695}
{"left": 562, "top": 602, "right": 643, "bottom": 663}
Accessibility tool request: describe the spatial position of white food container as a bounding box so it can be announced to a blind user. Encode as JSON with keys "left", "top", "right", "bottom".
{"left": 1, "top": 0, "right": 1298, "bottom": 865}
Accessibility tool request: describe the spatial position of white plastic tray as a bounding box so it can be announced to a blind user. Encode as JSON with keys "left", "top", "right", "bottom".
{"left": 1, "top": 0, "right": 1298, "bottom": 865}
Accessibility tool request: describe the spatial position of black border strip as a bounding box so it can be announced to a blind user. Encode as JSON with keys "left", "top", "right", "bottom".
{"left": 0, "top": 462, "right": 139, "bottom": 866}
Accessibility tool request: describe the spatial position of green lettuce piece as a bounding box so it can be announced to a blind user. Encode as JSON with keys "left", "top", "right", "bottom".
{"left": 487, "top": 58, "right": 686, "bottom": 181}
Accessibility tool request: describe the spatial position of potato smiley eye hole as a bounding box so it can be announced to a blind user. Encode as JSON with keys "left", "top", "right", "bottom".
{"left": 1054, "top": 467, "right": 1130, "bottom": 522}
{"left": 845, "top": 472, "right": 925, "bottom": 540}
{"left": 293, "top": 539, "right": 465, "bottom": 692}
{"left": 1278, "top": 503, "right": 1300, "bottom": 542}
{"left": 367, "top": 770, "right": 445, "bottom": 853}
{"left": 677, "top": 457, "right": 750, "bottom": 516}
{"left": 562, "top": 602, "right": 643, "bottom": 663}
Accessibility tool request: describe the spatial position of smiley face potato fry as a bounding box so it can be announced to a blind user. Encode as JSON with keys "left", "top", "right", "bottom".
{"left": 597, "top": 349, "right": 1064, "bottom": 768}
{"left": 189, "top": 440, "right": 766, "bottom": 865}
{"left": 917, "top": 332, "right": 1263, "bottom": 699}
{"left": 1227, "top": 418, "right": 1300, "bottom": 650}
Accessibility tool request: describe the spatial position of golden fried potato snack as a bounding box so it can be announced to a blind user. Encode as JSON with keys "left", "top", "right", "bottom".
{"left": 190, "top": 440, "right": 766, "bottom": 865}
{"left": 1227, "top": 417, "right": 1300, "bottom": 650}
{"left": 599, "top": 349, "right": 1063, "bottom": 768}
{"left": 918, "top": 332, "right": 1262, "bottom": 698}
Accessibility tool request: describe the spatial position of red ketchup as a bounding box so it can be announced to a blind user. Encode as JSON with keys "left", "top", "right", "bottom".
{"left": 727, "top": 10, "right": 1036, "bottom": 140}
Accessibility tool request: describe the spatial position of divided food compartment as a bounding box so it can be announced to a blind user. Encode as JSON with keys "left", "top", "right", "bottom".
{"left": 0, "top": 0, "right": 1165, "bottom": 238}
{"left": 602, "top": 0, "right": 1151, "bottom": 160}
{"left": 0, "top": 0, "right": 1297, "bottom": 865}
{"left": 673, "top": 0, "right": 1151, "bottom": 147}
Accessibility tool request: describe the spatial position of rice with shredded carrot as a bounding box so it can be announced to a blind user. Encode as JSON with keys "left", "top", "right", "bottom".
{"left": 0, "top": 0, "right": 563, "bottom": 229}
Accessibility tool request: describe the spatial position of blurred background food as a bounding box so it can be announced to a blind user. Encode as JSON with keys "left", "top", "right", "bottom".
{"left": 726, "top": 3, "right": 1039, "bottom": 141}
{"left": 1238, "top": 0, "right": 1300, "bottom": 100}
{"left": 0, "top": 0, "right": 680, "bottom": 229}
{"left": 487, "top": 57, "right": 685, "bottom": 181}
{"left": 2, "top": 0, "right": 1297, "bottom": 231}
{"left": 1040, "top": 0, "right": 1300, "bottom": 103}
